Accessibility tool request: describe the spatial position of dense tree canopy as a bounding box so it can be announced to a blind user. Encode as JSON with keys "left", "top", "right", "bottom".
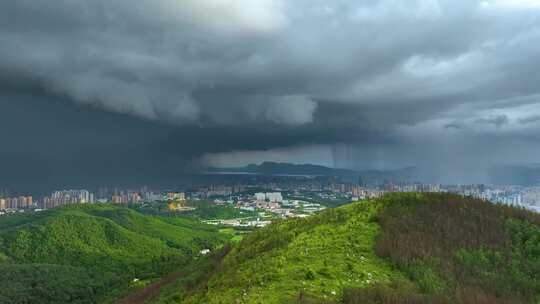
{"left": 0, "top": 204, "right": 229, "bottom": 303}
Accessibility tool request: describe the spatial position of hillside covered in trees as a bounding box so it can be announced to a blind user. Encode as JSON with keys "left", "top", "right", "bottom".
{"left": 1, "top": 194, "right": 538, "bottom": 304}
{"left": 0, "top": 204, "right": 230, "bottom": 303}
{"left": 151, "top": 193, "right": 540, "bottom": 304}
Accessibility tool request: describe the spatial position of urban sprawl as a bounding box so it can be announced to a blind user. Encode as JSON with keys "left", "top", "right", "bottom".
{"left": 1, "top": 178, "right": 539, "bottom": 223}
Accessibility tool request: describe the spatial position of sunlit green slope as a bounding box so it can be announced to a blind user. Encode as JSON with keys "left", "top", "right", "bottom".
{"left": 157, "top": 197, "right": 409, "bottom": 304}
{"left": 153, "top": 193, "right": 540, "bottom": 304}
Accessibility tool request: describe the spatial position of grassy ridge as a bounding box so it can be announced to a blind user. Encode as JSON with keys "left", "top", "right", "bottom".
{"left": 151, "top": 193, "right": 540, "bottom": 304}
{"left": 0, "top": 204, "right": 230, "bottom": 303}
{"left": 155, "top": 198, "right": 412, "bottom": 303}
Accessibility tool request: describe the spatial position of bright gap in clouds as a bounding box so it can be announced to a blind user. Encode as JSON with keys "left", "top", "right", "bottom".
{"left": 506, "top": 0, "right": 540, "bottom": 6}
{"left": 171, "top": 0, "right": 287, "bottom": 33}
{"left": 483, "top": 0, "right": 540, "bottom": 8}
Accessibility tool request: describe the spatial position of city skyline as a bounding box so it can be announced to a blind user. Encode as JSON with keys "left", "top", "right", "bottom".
{"left": 2, "top": 174, "right": 540, "bottom": 215}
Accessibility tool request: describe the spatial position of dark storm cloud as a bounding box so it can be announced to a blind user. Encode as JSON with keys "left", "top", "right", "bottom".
{"left": 2, "top": 0, "right": 540, "bottom": 185}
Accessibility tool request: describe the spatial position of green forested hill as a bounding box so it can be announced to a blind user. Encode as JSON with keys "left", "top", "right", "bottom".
{"left": 2, "top": 195, "right": 538, "bottom": 304}
{"left": 0, "top": 204, "right": 229, "bottom": 303}
{"left": 151, "top": 193, "right": 540, "bottom": 304}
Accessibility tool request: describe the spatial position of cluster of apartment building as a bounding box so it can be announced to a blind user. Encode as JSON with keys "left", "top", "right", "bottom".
{"left": 111, "top": 192, "right": 142, "bottom": 204}
{"left": 166, "top": 192, "right": 186, "bottom": 201}
{"left": 351, "top": 186, "right": 385, "bottom": 201}
{"left": 190, "top": 185, "right": 246, "bottom": 199}
{"left": 235, "top": 192, "right": 326, "bottom": 219}
{"left": 41, "top": 190, "right": 94, "bottom": 209}
{"left": 254, "top": 192, "right": 283, "bottom": 208}
{"left": 0, "top": 196, "right": 33, "bottom": 210}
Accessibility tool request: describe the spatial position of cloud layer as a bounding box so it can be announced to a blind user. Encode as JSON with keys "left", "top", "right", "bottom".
{"left": 1, "top": 0, "right": 540, "bottom": 184}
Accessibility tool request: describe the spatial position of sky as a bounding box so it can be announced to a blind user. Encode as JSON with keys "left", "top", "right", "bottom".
{"left": 1, "top": 0, "right": 540, "bottom": 189}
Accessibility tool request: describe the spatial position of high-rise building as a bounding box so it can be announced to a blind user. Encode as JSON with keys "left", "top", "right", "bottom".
{"left": 43, "top": 190, "right": 95, "bottom": 209}
{"left": 0, "top": 196, "right": 33, "bottom": 209}
{"left": 9, "top": 197, "right": 18, "bottom": 209}
{"left": 167, "top": 192, "right": 186, "bottom": 201}
{"left": 255, "top": 193, "right": 266, "bottom": 202}
{"left": 129, "top": 192, "right": 141, "bottom": 204}
{"left": 112, "top": 195, "right": 128, "bottom": 204}
{"left": 266, "top": 192, "right": 283, "bottom": 203}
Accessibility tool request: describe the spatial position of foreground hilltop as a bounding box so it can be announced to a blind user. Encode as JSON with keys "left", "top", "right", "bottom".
{"left": 0, "top": 205, "right": 229, "bottom": 303}
{"left": 153, "top": 193, "right": 540, "bottom": 304}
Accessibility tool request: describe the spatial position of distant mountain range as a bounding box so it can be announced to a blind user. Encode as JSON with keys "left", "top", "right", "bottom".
{"left": 207, "top": 162, "right": 540, "bottom": 186}
{"left": 206, "top": 161, "right": 419, "bottom": 183}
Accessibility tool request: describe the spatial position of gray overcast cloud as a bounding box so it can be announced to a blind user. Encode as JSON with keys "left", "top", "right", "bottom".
{"left": 1, "top": 0, "right": 540, "bottom": 187}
